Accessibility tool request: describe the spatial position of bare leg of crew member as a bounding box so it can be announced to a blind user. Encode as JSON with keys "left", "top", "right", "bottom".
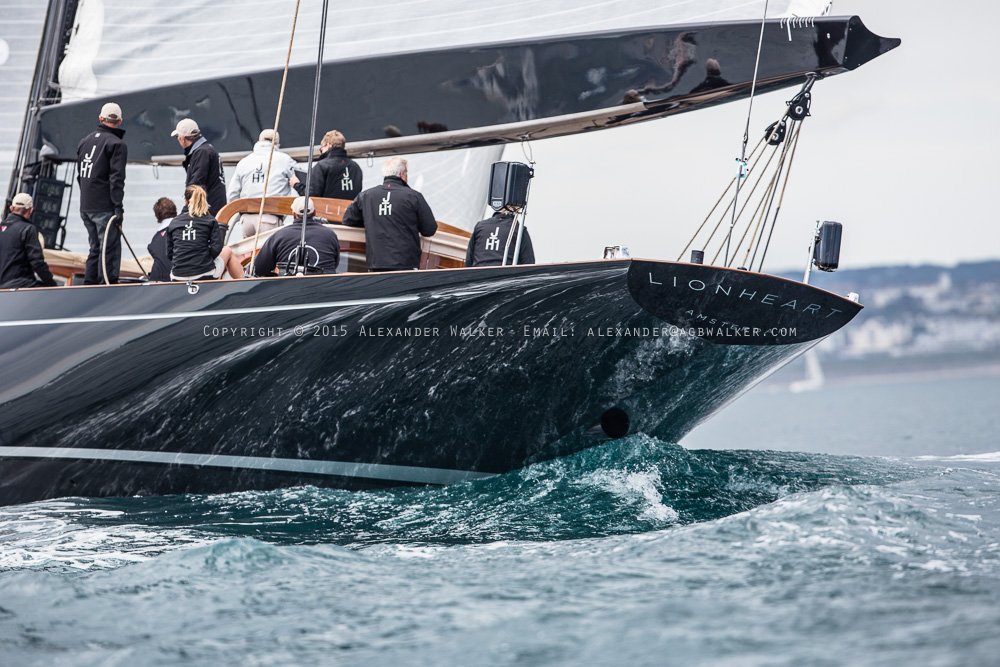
{"left": 220, "top": 247, "right": 245, "bottom": 279}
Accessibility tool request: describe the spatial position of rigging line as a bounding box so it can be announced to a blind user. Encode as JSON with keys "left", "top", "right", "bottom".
{"left": 743, "top": 120, "right": 802, "bottom": 270}
{"left": 743, "top": 123, "right": 796, "bottom": 269}
{"left": 697, "top": 137, "right": 771, "bottom": 255}
{"left": 248, "top": 0, "right": 302, "bottom": 277}
{"left": 757, "top": 121, "right": 804, "bottom": 273}
{"left": 724, "top": 0, "right": 769, "bottom": 266}
{"left": 710, "top": 140, "right": 782, "bottom": 264}
{"left": 677, "top": 134, "right": 767, "bottom": 261}
{"left": 726, "top": 163, "right": 778, "bottom": 268}
{"left": 296, "top": 0, "right": 331, "bottom": 276}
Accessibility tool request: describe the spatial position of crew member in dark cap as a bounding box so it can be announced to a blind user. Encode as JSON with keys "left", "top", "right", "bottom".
{"left": 0, "top": 193, "right": 57, "bottom": 289}
{"left": 76, "top": 101, "right": 127, "bottom": 284}
{"left": 172, "top": 118, "right": 227, "bottom": 217}
{"left": 342, "top": 157, "right": 436, "bottom": 271}
{"left": 254, "top": 196, "right": 341, "bottom": 276}
{"left": 465, "top": 208, "right": 535, "bottom": 267}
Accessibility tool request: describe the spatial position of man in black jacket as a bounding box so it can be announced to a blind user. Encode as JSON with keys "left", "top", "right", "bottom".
{"left": 172, "top": 118, "right": 227, "bottom": 216}
{"left": 0, "top": 193, "right": 57, "bottom": 289}
{"left": 300, "top": 130, "right": 363, "bottom": 201}
{"left": 254, "top": 196, "right": 341, "bottom": 276}
{"left": 465, "top": 209, "right": 535, "bottom": 267}
{"left": 342, "top": 157, "right": 436, "bottom": 271}
{"left": 76, "top": 101, "right": 127, "bottom": 284}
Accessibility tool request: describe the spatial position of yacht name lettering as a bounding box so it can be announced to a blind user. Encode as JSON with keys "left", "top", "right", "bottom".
{"left": 649, "top": 272, "right": 844, "bottom": 317}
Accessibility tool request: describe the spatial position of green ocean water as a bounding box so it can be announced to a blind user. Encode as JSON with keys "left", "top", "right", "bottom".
{"left": 2, "top": 374, "right": 999, "bottom": 666}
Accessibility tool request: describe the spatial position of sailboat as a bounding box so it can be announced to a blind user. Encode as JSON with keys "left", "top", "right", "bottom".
{"left": 0, "top": 2, "right": 899, "bottom": 506}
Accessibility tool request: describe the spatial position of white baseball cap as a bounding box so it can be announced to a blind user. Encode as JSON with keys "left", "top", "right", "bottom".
{"left": 11, "top": 192, "right": 33, "bottom": 208}
{"left": 259, "top": 129, "right": 279, "bottom": 143}
{"left": 100, "top": 102, "right": 122, "bottom": 121}
{"left": 171, "top": 118, "right": 201, "bottom": 138}
{"left": 290, "top": 196, "right": 315, "bottom": 215}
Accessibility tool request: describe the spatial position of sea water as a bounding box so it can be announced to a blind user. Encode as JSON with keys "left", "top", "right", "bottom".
{"left": 2, "top": 373, "right": 999, "bottom": 665}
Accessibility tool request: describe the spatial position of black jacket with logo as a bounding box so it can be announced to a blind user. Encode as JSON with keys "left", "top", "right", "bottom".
{"left": 306, "top": 148, "right": 363, "bottom": 201}
{"left": 341, "top": 176, "right": 437, "bottom": 271}
{"left": 76, "top": 124, "right": 127, "bottom": 217}
{"left": 0, "top": 212, "right": 57, "bottom": 288}
{"left": 254, "top": 218, "right": 341, "bottom": 276}
{"left": 165, "top": 212, "right": 224, "bottom": 278}
{"left": 182, "top": 137, "right": 227, "bottom": 216}
{"left": 465, "top": 212, "right": 535, "bottom": 267}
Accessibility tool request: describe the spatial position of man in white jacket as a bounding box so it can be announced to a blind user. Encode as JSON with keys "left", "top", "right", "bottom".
{"left": 227, "top": 129, "right": 300, "bottom": 239}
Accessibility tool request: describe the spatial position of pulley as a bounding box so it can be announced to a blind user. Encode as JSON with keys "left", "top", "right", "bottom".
{"left": 765, "top": 119, "right": 787, "bottom": 146}
{"left": 787, "top": 90, "right": 812, "bottom": 121}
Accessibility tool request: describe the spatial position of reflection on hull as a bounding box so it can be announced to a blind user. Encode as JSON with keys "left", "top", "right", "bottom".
{"left": 0, "top": 260, "right": 860, "bottom": 505}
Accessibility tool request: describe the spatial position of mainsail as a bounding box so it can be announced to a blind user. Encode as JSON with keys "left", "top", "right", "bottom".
{"left": 9, "top": 0, "right": 832, "bottom": 250}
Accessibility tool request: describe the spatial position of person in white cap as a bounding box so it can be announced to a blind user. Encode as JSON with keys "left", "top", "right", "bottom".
{"left": 0, "top": 193, "right": 57, "bottom": 289}
{"left": 253, "top": 196, "right": 341, "bottom": 276}
{"left": 171, "top": 118, "right": 227, "bottom": 218}
{"left": 76, "top": 101, "right": 127, "bottom": 284}
{"left": 227, "top": 128, "right": 300, "bottom": 239}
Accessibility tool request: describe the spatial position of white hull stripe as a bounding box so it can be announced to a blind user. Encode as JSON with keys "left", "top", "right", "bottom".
{"left": 0, "top": 295, "right": 419, "bottom": 328}
{"left": 0, "top": 446, "right": 494, "bottom": 485}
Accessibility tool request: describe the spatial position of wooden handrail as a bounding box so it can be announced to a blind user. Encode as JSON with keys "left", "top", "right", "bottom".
{"left": 216, "top": 196, "right": 471, "bottom": 238}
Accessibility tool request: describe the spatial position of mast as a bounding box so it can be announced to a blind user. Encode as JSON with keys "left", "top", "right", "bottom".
{"left": 7, "top": 0, "right": 80, "bottom": 206}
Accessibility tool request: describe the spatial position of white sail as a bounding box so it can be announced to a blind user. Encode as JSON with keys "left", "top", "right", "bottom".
{"left": 10, "top": 0, "right": 827, "bottom": 250}
{"left": 0, "top": 5, "right": 51, "bottom": 206}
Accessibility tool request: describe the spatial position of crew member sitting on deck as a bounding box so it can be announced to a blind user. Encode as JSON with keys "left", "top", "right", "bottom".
{"left": 341, "top": 157, "right": 436, "bottom": 272}
{"left": 0, "top": 193, "right": 57, "bottom": 289}
{"left": 465, "top": 207, "right": 535, "bottom": 267}
{"left": 166, "top": 185, "right": 244, "bottom": 281}
{"left": 253, "top": 196, "right": 341, "bottom": 276}
{"left": 147, "top": 197, "right": 177, "bottom": 281}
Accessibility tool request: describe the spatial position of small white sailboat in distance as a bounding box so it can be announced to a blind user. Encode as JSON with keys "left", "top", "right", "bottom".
{"left": 790, "top": 348, "right": 825, "bottom": 393}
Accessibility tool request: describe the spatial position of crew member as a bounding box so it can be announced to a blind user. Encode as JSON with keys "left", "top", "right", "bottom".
{"left": 77, "top": 101, "right": 127, "bottom": 284}
{"left": 341, "top": 157, "right": 436, "bottom": 271}
{"left": 147, "top": 197, "right": 177, "bottom": 281}
{"left": 228, "top": 128, "right": 300, "bottom": 238}
{"left": 254, "top": 196, "right": 341, "bottom": 276}
{"left": 299, "top": 130, "right": 362, "bottom": 201}
{"left": 166, "top": 185, "right": 244, "bottom": 281}
{"left": 465, "top": 208, "right": 535, "bottom": 267}
{"left": 172, "top": 118, "right": 227, "bottom": 217}
{"left": 0, "top": 193, "right": 57, "bottom": 289}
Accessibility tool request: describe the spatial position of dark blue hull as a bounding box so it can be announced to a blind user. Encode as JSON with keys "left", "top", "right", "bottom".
{"left": 0, "top": 260, "right": 860, "bottom": 505}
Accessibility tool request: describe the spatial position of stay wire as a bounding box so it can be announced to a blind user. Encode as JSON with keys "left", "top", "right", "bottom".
{"left": 727, "top": 157, "right": 782, "bottom": 268}
{"left": 747, "top": 121, "right": 795, "bottom": 269}
{"left": 248, "top": 0, "right": 301, "bottom": 277}
{"left": 711, "top": 140, "right": 782, "bottom": 265}
{"left": 295, "top": 0, "right": 330, "bottom": 276}
{"left": 741, "top": 122, "right": 796, "bottom": 268}
{"left": 724, "top": 0, "right": 769, "bottom": 265}
{"left": 757, "top": 121, "right": 804, "bottom": 273}
{"left": 695, "top": 137, "right": 771, "bottom": 257}
{"left": 677, "top": 134, "right": 766, "bottom": 261}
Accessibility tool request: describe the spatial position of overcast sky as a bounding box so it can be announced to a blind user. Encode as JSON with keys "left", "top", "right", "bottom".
{"left": 510, "top": 0, "right": 996, "bottom": 272}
